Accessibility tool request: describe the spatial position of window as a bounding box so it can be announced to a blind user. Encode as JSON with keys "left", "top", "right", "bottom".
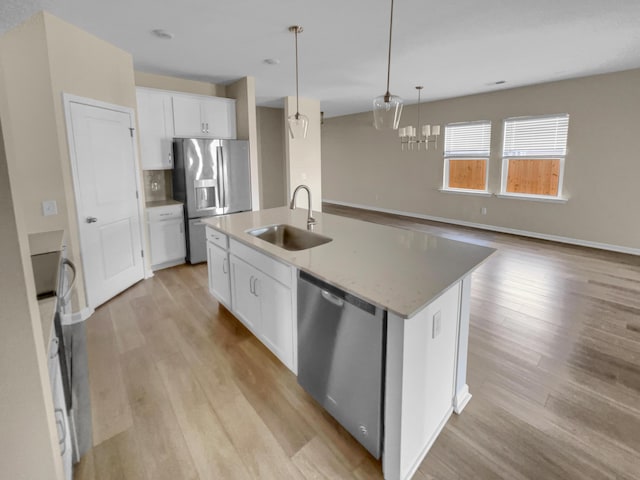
{"left": 501, "top": 114, "right": 569, "bottom": 198}
{"left": 443, "top": 121, "right": 492, "bottom": 192}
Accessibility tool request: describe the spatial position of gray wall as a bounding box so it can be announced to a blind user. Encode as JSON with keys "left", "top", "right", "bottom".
{"left": 321, "top": 69, "right": 640, "bottom": 252}
{"left": 257, "top": 106, "right": 286, "bottom": 208}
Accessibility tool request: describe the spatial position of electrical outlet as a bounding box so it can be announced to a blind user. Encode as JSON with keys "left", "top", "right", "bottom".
{"left": 42, "top": 200, "right": 58, "bottom": 216}
{"left": 481, "top": 207, "right": 487, "bottom": 215}
{"left": 432, "top": 311, "right": 442, "bottom": 339}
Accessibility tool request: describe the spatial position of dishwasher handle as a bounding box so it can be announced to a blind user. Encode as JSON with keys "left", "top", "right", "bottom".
{"left": 299, "top": 270, "right": 377, "bottom": 315}
{"left": 321, "top": 290, "right": 344, "bottom": 307}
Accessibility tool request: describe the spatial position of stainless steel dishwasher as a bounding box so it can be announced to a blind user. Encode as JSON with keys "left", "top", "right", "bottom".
{"left": 297, "top": 270, "right": 386, "bottom": 458}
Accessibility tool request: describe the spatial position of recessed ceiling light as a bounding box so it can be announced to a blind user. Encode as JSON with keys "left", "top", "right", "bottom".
{"left": 263, "top": 58, "right": 280, "bottom": 65}
{"left": 152, "top": 29, "right": 174, "bottom": 39}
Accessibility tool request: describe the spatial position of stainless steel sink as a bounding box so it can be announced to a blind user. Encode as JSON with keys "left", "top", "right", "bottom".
{"left": 248, "top": 224, "right": 332, "bottom": 251}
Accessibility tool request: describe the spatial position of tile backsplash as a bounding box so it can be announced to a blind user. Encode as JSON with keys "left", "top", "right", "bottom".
{"left": 143, "top": 170, "right": 173, "bottom": 202}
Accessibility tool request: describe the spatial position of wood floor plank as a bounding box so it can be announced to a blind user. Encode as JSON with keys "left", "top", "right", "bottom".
{"left": 156, "top": 351, "right": 253, "bottom": 480}
{"left": 108, "top": 296, "right": 146, "bottom": 354}
{"left": 292, "top": 435, "right": 355, "bottom": 479}
{"left": 78, "top": 203, "right": 640, "bottom": 480}
{"left": 120, "top": 347, "right": 199, "bottom": 480}
{"left": 85, "top": 305, "right": 133, "bottom": 446}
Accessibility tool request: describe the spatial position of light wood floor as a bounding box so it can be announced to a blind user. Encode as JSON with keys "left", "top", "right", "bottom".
{"left": 74, "top": 204, "right": 640, "bottom": 480}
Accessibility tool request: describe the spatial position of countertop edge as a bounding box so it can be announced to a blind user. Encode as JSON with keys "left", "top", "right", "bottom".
{"left": 203, "top": 210, "right": 496, "bottom": 319}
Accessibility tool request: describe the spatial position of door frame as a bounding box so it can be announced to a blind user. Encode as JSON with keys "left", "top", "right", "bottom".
{"left": 62, "top": 93, "right": 151, "bottom": 312}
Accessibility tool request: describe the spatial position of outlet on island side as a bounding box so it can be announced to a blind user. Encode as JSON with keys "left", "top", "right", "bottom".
{"left": 481, "top": 207, "right": 487, "bottom": 215}
{"left": 432, "top": 311, "right": 442, "bottom": 339}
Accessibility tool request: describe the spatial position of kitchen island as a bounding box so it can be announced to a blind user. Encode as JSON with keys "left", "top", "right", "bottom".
{"left": 203, "top": 207, "right": 495, "bottom": 480}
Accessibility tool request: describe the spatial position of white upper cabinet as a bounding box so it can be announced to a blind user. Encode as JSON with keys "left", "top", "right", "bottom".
{"left": 172, "top": 94, "right": 237, "bottom": 139}
{"left": 136, "top": 87, "right": 175, "bottom": 170}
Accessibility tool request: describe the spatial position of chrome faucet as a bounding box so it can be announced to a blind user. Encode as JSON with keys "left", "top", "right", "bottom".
{"left": 289, "top": 184, "right": 316, "bottom": 228}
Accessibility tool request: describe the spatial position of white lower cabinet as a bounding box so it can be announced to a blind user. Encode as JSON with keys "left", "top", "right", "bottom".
{"left": 229, "top": 255, "right": 261, "bottom": 332}
{"left": 147, "top": 204, "right": 186, "bottom": 270}
{"left": 229, "top": 254, "right": 294, "bottom": 370}
{"left": 207, "top": 241, "right": 231, "bottom": 308}
{"left": 206, "top": 227, "right": 295, "bottom": 372}
{"left": 48, "top": 330, "right": 72, "bottom": 480}
{"left": 255, "top": 269, "right": 293, "bottom": 366}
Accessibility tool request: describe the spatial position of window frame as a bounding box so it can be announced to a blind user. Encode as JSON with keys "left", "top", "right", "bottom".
{"left": 442, "top": 120, "right": 492, "bottom": 194}
{"left": 500, "top": 114, "right": 569, "bottom": 200}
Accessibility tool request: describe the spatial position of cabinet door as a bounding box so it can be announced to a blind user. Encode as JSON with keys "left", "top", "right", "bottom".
{"left": 255, "top": 273, "right": 294, "bottom": 369}
{"left": 201, "top": 98, "right": 237, "bottom": 139}
{"left": 49, "top": 340, "right": 73, "bottom": 480}
{"left": 149, "top": 219, "right": 186, "bottom": 267}
{"left": 137, "top": 89, "right": 174, "bottom": 169}
{"left": 172, "top": 95, "right": 205, "bottom": 137}
{"left": 207, "top": 241, "right": 231, "bottom": 307}
{"left": 230, "top": 256, "right": 260, "bottom": 332}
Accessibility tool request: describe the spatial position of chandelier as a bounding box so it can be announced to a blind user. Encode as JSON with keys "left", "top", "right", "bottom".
{"left": 399, "top": 86, "right": 440, "bottom": 150}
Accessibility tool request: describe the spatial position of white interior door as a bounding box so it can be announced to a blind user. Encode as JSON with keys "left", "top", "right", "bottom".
{"left": 67, "top": 100, "right": 144, "bottom": 308}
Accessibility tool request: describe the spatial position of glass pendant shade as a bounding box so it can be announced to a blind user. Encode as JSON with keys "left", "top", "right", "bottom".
{"left": 288, "top": 112, "right": 309, "bottom": 139}
{"left": 373, "top": 94, "right": 403, "bottom": 130}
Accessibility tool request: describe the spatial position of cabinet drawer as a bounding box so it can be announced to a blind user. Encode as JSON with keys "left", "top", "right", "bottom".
{"left": 147, "top": 204, "right": 183, "bottom": 222}
{"left": 206, "top": 227, "right": 228, "bottom": 249}
{"left": 230, "top": 239, "right": 292, "bottom": 288}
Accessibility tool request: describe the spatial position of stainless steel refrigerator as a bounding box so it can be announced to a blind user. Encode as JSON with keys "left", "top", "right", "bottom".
{"left": 172, "top": 138, "right": 251, "bottom": 263}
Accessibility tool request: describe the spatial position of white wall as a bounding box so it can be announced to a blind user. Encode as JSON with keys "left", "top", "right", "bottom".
{"left": 322, "top": 69, "right": 640, "bottom": 252}
{"left": 285, "top": 96, "right": 322, "bottom": 212}
{"left": 0, "top": 12, "right": 141, "bottom": 311}
{"left": 0, "top": 92, "right": 64, "bottom": 480}
{"left": 257, "top": 106, "right": 286, "bottom": 208}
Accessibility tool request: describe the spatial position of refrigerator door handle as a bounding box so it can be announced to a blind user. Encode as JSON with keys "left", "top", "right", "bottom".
{"left": 217, "top": 145, "right": 227, "bottom": 209}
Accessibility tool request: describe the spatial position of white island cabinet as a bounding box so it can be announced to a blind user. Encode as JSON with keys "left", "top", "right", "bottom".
{"left": 203, "top": 207, "right": 495, "bottom": 480}
{"left": 206, "top": 227, "right": 295, "bottom": 372}
{"left": 206, "top": 229, "right": 231, "bottom": 308}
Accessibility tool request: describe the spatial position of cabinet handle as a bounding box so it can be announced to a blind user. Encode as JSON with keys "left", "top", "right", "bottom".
{"left": 249, "top": 275, "right": 254, "bottom": 295}
{"left": 253, "top": 277, "right": 259, "bottom": 296}
{"left": 222, "top": 257, "right": 228, "bottom": 274}
{"left": 205, "top": 122, "right": 209, "bottom": 133}
{"left": 201, "top": 122, "right": 205, "bottom": 133}
{"left": 55, "top": 408, "right": 67, "bottom": 456}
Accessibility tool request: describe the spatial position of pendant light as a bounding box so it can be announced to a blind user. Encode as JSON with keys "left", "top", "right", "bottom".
{"left": 373, "top": 0, "right": 403, "bottom": 130}
{"left": 288, "top": 25, "right": 309, "bottom": 139}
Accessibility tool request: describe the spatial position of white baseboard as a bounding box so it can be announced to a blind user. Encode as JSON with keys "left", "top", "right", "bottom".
{"left": 323, "top": 199, "right": 639, "bottom": 256}
{"left": 151, "top": 258, "right": 185, "bottom": 272}
{"left": 61, "top": 306, "right": 94, "bottom": 326}
{"left": 453, "top": 384, "right": 472, "bottom": 414}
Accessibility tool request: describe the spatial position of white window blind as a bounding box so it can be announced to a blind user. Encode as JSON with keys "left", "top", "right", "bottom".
{"left": 444, "top": 121, "right": 492, "bottom": 157}
{"left": 503, "top": 114, "right": 569, "bottom": 157}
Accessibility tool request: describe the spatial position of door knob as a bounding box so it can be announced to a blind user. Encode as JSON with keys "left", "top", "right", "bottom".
{"left": 86, "top": 217, "right": 98, "bottom": 223}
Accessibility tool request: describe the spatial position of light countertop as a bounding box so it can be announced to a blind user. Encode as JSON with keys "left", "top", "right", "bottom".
{"left": 146, "top": 199, "right": 183, "bottom": 208}
{"left": 203, "top": 207, "right": 495, "bottom": 318}
{"left": 28, "top": 230, "right": 65, "bottom": 255}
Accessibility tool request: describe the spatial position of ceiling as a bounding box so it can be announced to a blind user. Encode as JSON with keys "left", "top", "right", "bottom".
{"left": 2, "top": 0, "right": 640, "bottom": 118}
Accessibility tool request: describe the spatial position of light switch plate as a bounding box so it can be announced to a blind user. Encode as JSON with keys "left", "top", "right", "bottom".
{"left": 42, "top": 200, "right": 58, "bottom": 216}
{"left": 432, "top": 311, "right": 442, "bottom": 339}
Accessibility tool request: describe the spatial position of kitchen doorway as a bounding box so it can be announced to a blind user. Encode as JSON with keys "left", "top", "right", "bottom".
{"left": 64, "top": 95, "right": 146, "bottom": 309}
